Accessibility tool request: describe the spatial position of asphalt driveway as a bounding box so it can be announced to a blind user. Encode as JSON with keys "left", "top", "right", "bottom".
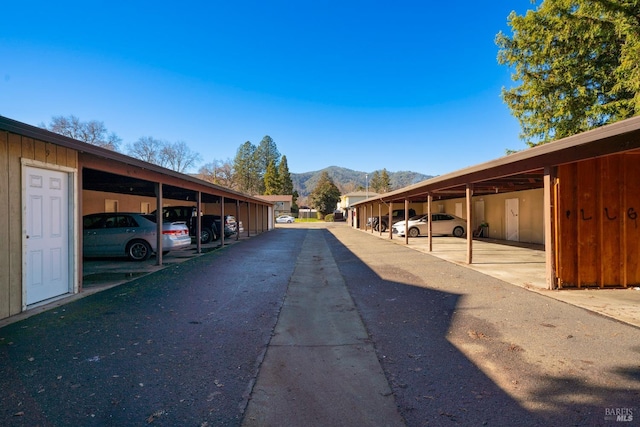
{"left": 1, "top": 223, "right": 639, "bottom": 426}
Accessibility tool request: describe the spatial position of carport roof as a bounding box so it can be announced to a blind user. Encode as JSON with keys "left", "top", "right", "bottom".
{"left": 0, "top": 116, "right": 271, "bottom": 205}
{"left": 354, "top": 115, "right": 640, "bottom": 204}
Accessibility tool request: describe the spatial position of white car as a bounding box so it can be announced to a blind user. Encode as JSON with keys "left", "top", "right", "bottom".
{"left": 392, "top": 213, "right": 466, "bottom": 238}
{"left": 275, "top": 215, "right": 295, "bottom": 223}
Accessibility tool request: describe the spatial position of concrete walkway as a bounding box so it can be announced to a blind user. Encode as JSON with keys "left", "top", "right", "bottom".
{"left": 362, "top": 229, "right": 640, "bottom": 328}
{"left": 242, "top": 230, "right": 404, "bottom": 426}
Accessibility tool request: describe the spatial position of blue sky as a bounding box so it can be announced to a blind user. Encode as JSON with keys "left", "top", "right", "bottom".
{"left": 1, "top": 1, "right": 537, "bottom": 175}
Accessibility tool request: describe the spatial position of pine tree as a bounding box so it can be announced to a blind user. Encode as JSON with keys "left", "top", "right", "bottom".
{"left": 278, "top": 155, "right": 294, "bottom": 195}
{"left": 379, "top": 168, "right": 391, "bottom": 193}
{"left": 369, "top": 171, "right": 381, "bottom": 193}
{"left": 255, "top": 136, "right": 280, "bottom": 193}
{"left": 233, "top": 141, "right": 260, "bottom": 194}
{"left": 263, "top": 159, "right": 280, "bottom": 195}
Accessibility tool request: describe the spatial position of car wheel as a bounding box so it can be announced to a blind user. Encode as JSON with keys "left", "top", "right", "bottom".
{"left": 453, "top": 226, "right": 464, "bottom": 237}
{"left": 127, "top": 240, "right": 152, "bottom": 261}
{"left": 408, "top": 227, "right": 420, "bottom": 238}
{"left": 200, "top": 227, "right": 213, "bottom": 244}
{"left": 379, "top": 222, "right": 387, "bottom": 233}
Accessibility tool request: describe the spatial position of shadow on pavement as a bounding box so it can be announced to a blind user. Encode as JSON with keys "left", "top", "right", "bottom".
{"left": 0, "top": 225, "right": 637, "bottom": 426}
{"left": 323, "top": 227, "right": 640, "bottom": 426}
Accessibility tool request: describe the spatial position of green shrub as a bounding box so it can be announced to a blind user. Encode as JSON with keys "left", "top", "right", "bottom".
{"left": 324, "top": 214, "right": 335, "bottom": 222}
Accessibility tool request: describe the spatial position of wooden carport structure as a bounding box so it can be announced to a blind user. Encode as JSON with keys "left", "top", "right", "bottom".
{"left": 353, "top": 116, "right": 640, "bottom": 290}
{"left": 0, "top": 116, "right": 272, "bottom": 321}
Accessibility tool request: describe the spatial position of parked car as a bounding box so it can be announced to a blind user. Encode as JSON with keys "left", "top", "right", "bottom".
{"left": 392, "top": 213, "right": 466, "bottom": 238}
{"left": 276, "top": 214, "right": 295, "bottom": 223}
{"left": 151, "top": 206, "right": 236, "bottom": 244}
{"left": 83, "top": 213, "right": 191, "bottom": 261}
{"left": 219, "top": 214, "right": 238, "bottom": 235}
{"left": 368, "top": 208, "right": 417, "bottom": 232}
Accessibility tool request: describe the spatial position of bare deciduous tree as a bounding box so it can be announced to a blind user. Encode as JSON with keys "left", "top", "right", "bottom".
{"left": 127, "top": 138, "right": 201, "bottom": 173}
{"left": 42, "top": 115, "right": 121, "bottom": 150}
{"left": 159, "top": 140, "right": 201, "bottom": 173}
{"left": 198, "top": 159, "right": 236, "bottom": 189}
{"left": 127, "top": 136, "right": 163, "bottom": 164}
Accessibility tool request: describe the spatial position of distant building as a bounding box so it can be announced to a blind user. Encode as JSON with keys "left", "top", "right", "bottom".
{"left": 337, "top": 191, "right": 378, "bottom": 226}
{"left": 256, "top": 195, "right": 293, "bottom": 217}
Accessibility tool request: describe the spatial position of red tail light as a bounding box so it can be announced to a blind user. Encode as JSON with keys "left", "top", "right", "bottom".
{"left": 163, "top": 229, "right": 188, "bottom": 236}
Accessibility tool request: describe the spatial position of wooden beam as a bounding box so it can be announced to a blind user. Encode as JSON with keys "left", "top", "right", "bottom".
{"left": 155, "top": 183, "right": 163, "bottom": 266}
{"left": 544, "top": 167, "right": 556, "bottom": 289}
{"left": 236, "top": 200, "right": 240, "bottom": 241}
{"left": 427, "top": 194, "right": 432, "bottom": 252}
{"left": 404, "top": 199, "right": 409, "bottom": 245}
{"left": 370, "top": 204, "right": 374, "bottom": 234}
{"left": 196, "top": 192, "right": 202, "bottom": 254}
{"left": 466, "top": 184, "right": 473, "bottom": 264}
{"left": 221, "top": 196, "right": 225, "bottom": 246}
{"left": 389, "top": 201, "right": 393, "bottom": 240}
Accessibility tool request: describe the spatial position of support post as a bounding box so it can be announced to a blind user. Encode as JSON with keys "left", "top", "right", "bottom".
{"left": 404, "top": 199, "right": 409, "bottom": 245}
{"left": 155, "top": 182, "right": 163, "bottom": 266}
{"left": 466, "top": 184, "right": 473, "bottom": 264}
{"left": 544, "top": 166, "right": 557, "bottom": 289}
{"left": 389, "top": 202, "right": 393, "bottom": 240}
{"left": 236, "top": 200, "right": 240, "bottom": 241}
{"left": 221, "top": 196, "right": 225, "bottom": 246}
{"left": 247, "top": 202, "right": 251, "bottom": 237}
{"left": 370, "top": 204, "right": 374, "bottom": 234}
{"left": 427, "top": 194, "right": 433, "bottom": 252}
{"left": 196, "top": 192, "right": 202, "bottom": 253}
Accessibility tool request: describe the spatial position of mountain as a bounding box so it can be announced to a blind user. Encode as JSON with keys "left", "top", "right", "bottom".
{"left": 291, "top": 166, "right": 433, "bottom": 199}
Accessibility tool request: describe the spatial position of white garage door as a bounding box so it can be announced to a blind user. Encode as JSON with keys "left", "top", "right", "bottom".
{"left": 24, "top": 166, "right": 70, "bottom": 305}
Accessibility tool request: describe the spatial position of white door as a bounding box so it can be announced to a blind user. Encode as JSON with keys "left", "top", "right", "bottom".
{"left": 24, "top": 166, "right": 70, "bottom": 305}
{"left": 505, "top": 198, "right": 519, "bottom": 241}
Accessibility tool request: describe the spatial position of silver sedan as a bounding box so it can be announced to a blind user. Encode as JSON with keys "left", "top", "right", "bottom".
{"left": 275, "top": 215, "right": 295, "bottom": 223}
{"left": 83, "top": 213, "right": 191, "bottom": 261}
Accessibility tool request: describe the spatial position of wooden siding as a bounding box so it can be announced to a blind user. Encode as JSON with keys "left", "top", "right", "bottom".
{"left": 556, "top": 153, "right": 640, "bottom": 288}
{"left": 0, "top": 131, "right": 9, "bottom": 319}
{"left": 0, "top": 131, "right": 78, "bottom": 320}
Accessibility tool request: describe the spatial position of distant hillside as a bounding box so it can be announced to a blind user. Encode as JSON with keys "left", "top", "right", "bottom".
{"left": 291, "top": 166, "right": 433, "bottom": 199}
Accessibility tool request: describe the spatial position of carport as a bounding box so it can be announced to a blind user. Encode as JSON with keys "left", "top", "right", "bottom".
{"left": 353, "top": 116, "right": 640, "bottom": 290}
{"left": 79, "top": 153, "right": 272, "bottom": 260}
{"left": 0, "top": 116, "right": 273, "bottom": 321}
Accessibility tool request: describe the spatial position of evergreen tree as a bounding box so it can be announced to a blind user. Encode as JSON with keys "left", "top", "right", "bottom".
{"left": 255, "top": 135, "right": 280, "bottom": 193}
{"left": 233, "top": 141, "right": 260, "bottom": 194}
{"left": 368, "top": 171, "right": 381, "bottom": 193}
{"left": 278, "top": 155, "right": 294, "bottom": 195}
{"left": 263, "top": 159, "right": 280, "bottom": 195}
{"left": 379, "top": 168, "right": 391, "bottom": 193}
{"left": 309, "top": 171, "right": 341, "bottom": 216}
{"left": 496, "top": 0, "right": 640, "bottom": 145}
